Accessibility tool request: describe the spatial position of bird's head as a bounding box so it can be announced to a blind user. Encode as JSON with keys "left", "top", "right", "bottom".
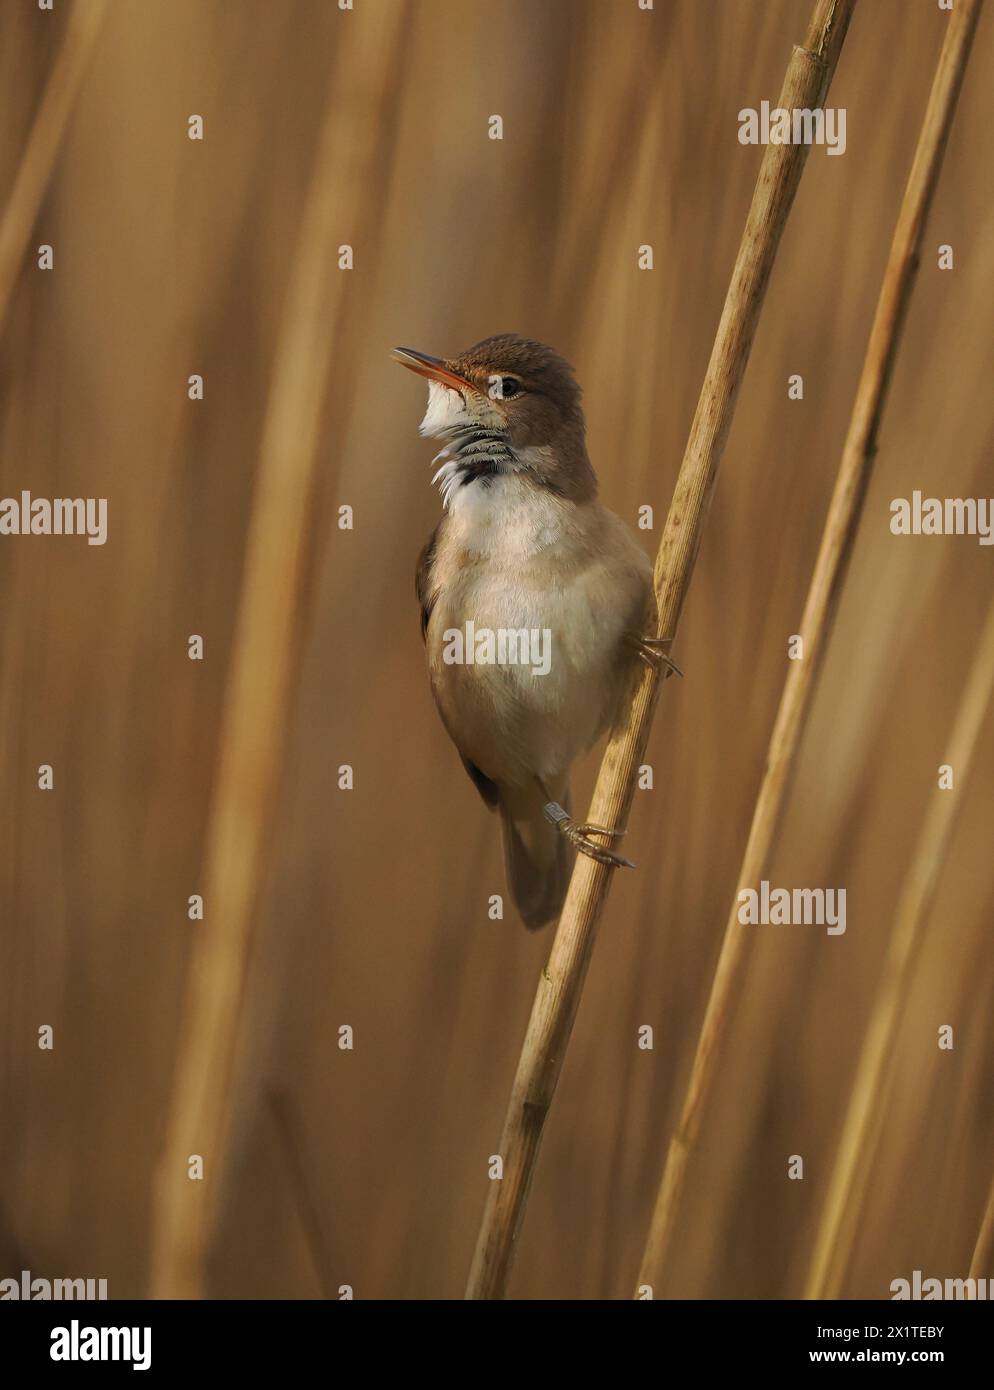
{"left": 392, "top": 334, "right": 596, "bottom": 506}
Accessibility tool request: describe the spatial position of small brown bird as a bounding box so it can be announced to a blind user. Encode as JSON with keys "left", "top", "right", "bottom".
{"left": 394, "top": 334, "right": 676, "bottom": 929}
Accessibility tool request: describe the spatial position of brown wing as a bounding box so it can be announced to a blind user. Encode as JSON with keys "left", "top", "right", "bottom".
{"left": 460, "top": 754, "right": 499, "bottom": 808}
{"left": 415, "top": 524, "right": 440, "bottom": 642}
{"left": 415, "top": 521, "right": 499, "bottom": 810}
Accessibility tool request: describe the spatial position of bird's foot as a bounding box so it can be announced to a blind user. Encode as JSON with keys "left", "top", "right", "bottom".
{"left": 631, "top": 634, "right": 683, "bottom": 679}
{"left": 542, "top": 802, "right": 635, "bottom": 869}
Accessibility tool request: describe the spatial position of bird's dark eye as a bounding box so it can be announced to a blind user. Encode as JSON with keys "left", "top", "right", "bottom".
{"left": 500, "top": 377, "right": 521, "bottom": 399}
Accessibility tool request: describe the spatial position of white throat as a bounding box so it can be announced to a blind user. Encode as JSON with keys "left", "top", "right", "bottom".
{"left": 419, "top": 380, "right": 472, "bottom": 439}
{"left": 420, "top": 380, "right": 519, "bottom": 510}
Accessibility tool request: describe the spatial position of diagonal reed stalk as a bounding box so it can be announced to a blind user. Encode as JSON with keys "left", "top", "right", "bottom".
{"left": 969, "top": 1170, "right": 994, "bottom": 1281}
{"left": 0, "top": 0, "right": 109, "bottom": 336}
{"left": 805, "top": 592, "right": 994, "bottom": 1298}
{"left": 464, "top": 0, "right": 857, "bottom": 1301}
{"left": 147, "top": 4, "right": 410, "bottom": 1298}
{"left": 638, "top": 0, "right": 984, "bottom": 1298}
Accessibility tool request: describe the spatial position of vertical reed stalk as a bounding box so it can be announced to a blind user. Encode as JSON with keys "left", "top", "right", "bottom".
{"left": 147, "top": 5, "right": 410, "bottom": 1298}
{"left": 805, "top": 593, "right": 994, "bottom": 1298}
{"left": 464, "top": 0, "right": 857, "bottom": 1301}
{"left": 638, "top": 0, "right": 984, "bottom": 1296}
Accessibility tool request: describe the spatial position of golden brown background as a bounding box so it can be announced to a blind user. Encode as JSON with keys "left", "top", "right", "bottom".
{"left": 1, "top": 0, "right": 992, "bottom": 1299}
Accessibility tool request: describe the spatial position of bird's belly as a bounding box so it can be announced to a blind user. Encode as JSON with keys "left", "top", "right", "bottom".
{"left": 428, "top": 562, "right": 632, "bottom": 787}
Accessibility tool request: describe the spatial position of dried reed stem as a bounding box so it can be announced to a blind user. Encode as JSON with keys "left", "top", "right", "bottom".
{"left": 267, "top": 1086, "right": 337, "bottom": 1300}
{"left": 464, "top": 0, "right": 857, "bottom": 1301}
{"left": 147, "top": 6, "right": 409, "bottom": 1298}
{"left": 638, "top": 0, "right": 984, "bottom": 1296}
{"left": 0, "top": 0, "right": 109, "bottom": 336}
{"left": 969, "top": 1171, "right": 994, "bottom": 1281}
{"left": 804, "top": 597, "right": 994, "bottom": 1299}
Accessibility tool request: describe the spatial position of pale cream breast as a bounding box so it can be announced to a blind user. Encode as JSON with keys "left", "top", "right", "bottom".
{"left": 427, "top": 478, "right": 651, "bottom": 786}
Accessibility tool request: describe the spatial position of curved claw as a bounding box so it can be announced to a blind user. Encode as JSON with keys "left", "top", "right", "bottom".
{"left": 634, "top": 635, "right": 683, "bottom": 678}
{"left": 543, "top": 802, "right": 636, "bottom": 870}
{"left": 571, "top": 821, "right": 626, "bottom": 839}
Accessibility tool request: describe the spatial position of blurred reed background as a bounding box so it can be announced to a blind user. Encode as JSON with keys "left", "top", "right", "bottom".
{"left": 1, "top": 0, "right": 991, "bottom": 1300}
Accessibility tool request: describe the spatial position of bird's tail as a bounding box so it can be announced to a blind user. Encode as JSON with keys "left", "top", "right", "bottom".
{"left": 499, "top": 777, "right": 574, "bottom": 931}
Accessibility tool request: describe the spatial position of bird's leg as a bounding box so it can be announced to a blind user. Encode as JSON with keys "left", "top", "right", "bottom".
{"left": 629, "top": 633, "right": 683, "bottom": 679}
{"left": 541, "top": 798, "right": 635, "bottom": 870}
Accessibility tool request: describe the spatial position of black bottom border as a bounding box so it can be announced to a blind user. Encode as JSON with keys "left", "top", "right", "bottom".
{"left": 4, "top": 1296, "right": 990, "bottom": 1375}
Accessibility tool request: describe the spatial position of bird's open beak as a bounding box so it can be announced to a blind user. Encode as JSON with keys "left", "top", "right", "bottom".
{"left": 391, "top": 347, "right": 477, "bottom": 394}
